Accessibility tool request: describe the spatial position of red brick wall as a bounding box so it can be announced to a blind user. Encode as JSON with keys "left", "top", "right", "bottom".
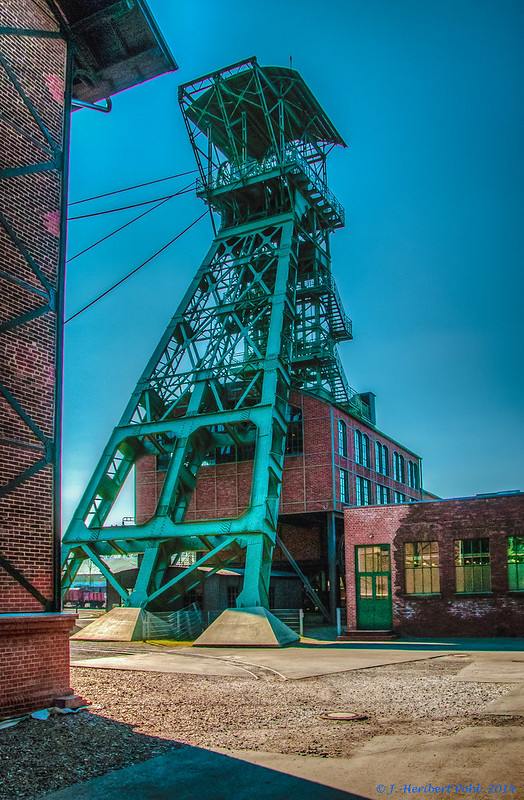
{"left": 344, "top": 495, "right": 524, "bottom": 636}
{"left": 135, "top": 391, "right": 423, "bottom": 525}
{"left": 0, "top": 2, "right": 66, "bottom": 612}
{"left": 273, "top": 521, "right": 322, "bottom": 563}
{"left": 343, "top": 505, "right": 409, "bottom": 630}
{"left": 0, "top": 615, "right": 76, "bottom": 720}
{"left": 0, "top": 2, "right": 75, "bottom": 720}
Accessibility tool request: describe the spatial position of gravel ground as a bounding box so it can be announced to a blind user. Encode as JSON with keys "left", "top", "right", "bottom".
{"left": 0, "top": 653, "right": 520, "bottom": 799}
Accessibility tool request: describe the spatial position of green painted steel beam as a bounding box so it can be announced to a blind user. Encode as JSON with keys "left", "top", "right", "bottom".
{"left": 62, "top": 59, "right": 352, "bottom": 616}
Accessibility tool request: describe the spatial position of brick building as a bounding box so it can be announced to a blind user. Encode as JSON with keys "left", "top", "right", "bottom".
{"left": 0, "top": 0, "right": 175, "bottom": 719}
{"left": 135, "top": 388, "right": 426, "bottom": 616}
{"left": 341, "top": 492, "right": 524, "bottom": 638}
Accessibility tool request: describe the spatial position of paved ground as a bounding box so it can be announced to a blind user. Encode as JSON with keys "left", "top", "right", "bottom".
{"left": 70, "top": 643, "right": 457, "bottom": 679}
{"left": 37, "top": 724, "right": 524, "bottom": 800}
{"left": 39, "top": 638, "right": 524, "bottom": 800}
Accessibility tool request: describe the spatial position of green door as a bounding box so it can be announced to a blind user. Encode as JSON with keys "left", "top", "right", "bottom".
{"left": 355, "top": 545, "right": 392, "bottom": 630}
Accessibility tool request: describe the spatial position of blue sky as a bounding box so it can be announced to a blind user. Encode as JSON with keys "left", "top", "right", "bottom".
{"left": 62, "top": 0, "right": 524, "bottom": 526}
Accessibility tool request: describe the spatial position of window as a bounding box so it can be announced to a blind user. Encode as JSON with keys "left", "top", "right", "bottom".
{"left": 393, "top": 452, "right": 405, "bottom": 483}
{"left": 394, "top": 491, "right": 406, "bottom": 503}
{"left": 508, "top": 537, "right": 524, "bottom": 591}
{"left": 376, "top": 484, "right": 390, "bottom": 505}
{"left": 354, "top": 430, "right": 369, "bottom": 466}
{"left": 285, "top": 406, "right": 304, "bottom": 455}
{"left": 339, "top": 468, "right": 349, "bottom": 504}
{"left": 455, "top": 538, "right": 491, "bottom": 593}
{"left": 375, "top": 442, "right": 389, "bottom": 476}
{"left": 356, "top": 476, "right": 371, "bottom": 506}
{"left": 214, "top": 443, "right": 256, "bottom": 464}
{"left": 337, "top": 419, "right": 347, "bottom": 457}
{"left": 157, "top": 453, "right": 171, "bottom": 471}
{"left": 354, "top": 429, "right": 362, "bottom": 464}
{"left": 408, "top": 461, "right": 419, "bottom": 490}
{"left": 227, "top": 585, "right": 239, "bottom": 607}
{"left": 405, "top": 542, "right": 440, "bottom": 594}
{"left": 362, "top": 434, "right": 369, "bottom": 467}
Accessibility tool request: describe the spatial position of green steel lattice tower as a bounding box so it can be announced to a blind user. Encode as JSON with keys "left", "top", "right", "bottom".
{"left": 62, "top": 57, "right": 365, "bottom": 614}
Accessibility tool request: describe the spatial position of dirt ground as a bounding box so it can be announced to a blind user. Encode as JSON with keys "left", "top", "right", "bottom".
{"left": 0, "top": 652, "right": 521, "bottom": 799}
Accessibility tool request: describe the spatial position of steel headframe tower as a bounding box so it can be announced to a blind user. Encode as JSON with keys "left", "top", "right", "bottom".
{"left": 62, "top": 56, "right": 359, "bottom": 614}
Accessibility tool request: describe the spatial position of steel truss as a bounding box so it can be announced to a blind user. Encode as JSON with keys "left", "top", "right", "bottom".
{"left": 62, "top": 57, "right": 366, "bottom": 612}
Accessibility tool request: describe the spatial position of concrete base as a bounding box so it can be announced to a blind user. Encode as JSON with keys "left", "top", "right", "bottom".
{"left": 70, "top": 607, "right": 171, "bottom": 642}
{"left": 193, "top": 607, "right": 300, "bottom": 648}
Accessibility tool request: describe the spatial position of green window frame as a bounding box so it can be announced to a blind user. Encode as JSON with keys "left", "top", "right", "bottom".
{"left": 404, "top": 541, "right": 440, "bottom": 594}
{"left": 508, "top": 536, "right": 524, "bottom": 591}
{"left": 455, "top": 538, "right": 491, "bottom": 593}
{"left": 339, "top": 468, "right": 349, "bottom": 504}
{"left": 337, "top": 419, "right": 348, "bottom": 457}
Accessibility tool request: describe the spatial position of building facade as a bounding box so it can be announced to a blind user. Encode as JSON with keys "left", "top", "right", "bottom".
{"left": 135, "top": 389, "right": 426, "bottom": 616}
{"left": 342, "top": 492, "right": 524, "bottom": 638}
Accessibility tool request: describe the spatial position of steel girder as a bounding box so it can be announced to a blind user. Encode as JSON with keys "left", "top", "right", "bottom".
{"left": 62, "top": 58, "right": 360, "bottom": 611}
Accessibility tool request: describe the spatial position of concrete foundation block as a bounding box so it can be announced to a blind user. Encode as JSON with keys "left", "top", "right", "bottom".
{"left": 193, "top": 607, "right": 300, "bottom": 648}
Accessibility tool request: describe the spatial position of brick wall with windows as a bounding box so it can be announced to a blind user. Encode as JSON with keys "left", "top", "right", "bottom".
{"left": 343, "top": 493, "right": 524, "bottom": 637}
{"left": 135, "top": 390, "right": 424, "bottom": 522}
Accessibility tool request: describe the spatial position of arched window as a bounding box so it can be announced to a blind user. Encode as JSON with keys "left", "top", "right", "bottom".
{"left": 354, "top": 429, "right": 362, "bottom": 464}
{"left": 408, "top": 460, "right": 419, "bottom": 490}
{"left": 382, "top": 445, "right": 389, "bottom": 476}
{"left": 375, "top": 442, "right": 389, "bottom": 475}
{"left": 337, "top": 419, "right": 347, "bottom": 457}
{"left": 393, "top": 452, "right": 405, "bottom": 483}
{"left": 362, "top": 434, "right": 370, "bottom": 467}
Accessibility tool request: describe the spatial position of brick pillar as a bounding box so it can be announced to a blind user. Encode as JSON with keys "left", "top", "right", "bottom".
{"left": 0, "top": 1, "right": 76, "bottom": 719}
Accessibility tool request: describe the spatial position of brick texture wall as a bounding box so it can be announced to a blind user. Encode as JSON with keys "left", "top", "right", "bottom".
{"left": 0, "top": 2, "right": 74, "bottom": 719}
{"left": 0, "top": 2, "right": 66, "bottom": 612}
{"left": 134, "top": 390, "right": 424, "bottom": 525}
{"left": 0, "top": 614, "right": 76, "bottom": 720}
{"left": 344, "top": 495, "right": 524, "bottom": 637}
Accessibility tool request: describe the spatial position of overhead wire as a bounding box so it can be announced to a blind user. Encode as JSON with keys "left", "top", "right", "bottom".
{"left": 67, "top": 184, "right": 195, "bottom": 220}
{"left": 64, "top": 211, "right": 208, "bottom": 324}
{"left": 66, "top": 194, "right": 175, "bottom": 263}
{"left": 68, "top": 169, "right": 199, "bottom": 206}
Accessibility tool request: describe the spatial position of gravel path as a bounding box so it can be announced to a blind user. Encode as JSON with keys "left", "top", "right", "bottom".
{"left": 0, "top": 654, "right": 520, "bottom": 799}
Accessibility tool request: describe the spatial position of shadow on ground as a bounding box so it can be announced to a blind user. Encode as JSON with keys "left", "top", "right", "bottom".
{"left": 40, "top": 739, "right": 371, "bottom": 800}
{"left": 1, "top": 710, "right": 367, "bottom": 800}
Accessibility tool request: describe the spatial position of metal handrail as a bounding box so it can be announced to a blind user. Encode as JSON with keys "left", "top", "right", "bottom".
{"left": 197, "top": 146, "right": 345, "bottom": 225}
